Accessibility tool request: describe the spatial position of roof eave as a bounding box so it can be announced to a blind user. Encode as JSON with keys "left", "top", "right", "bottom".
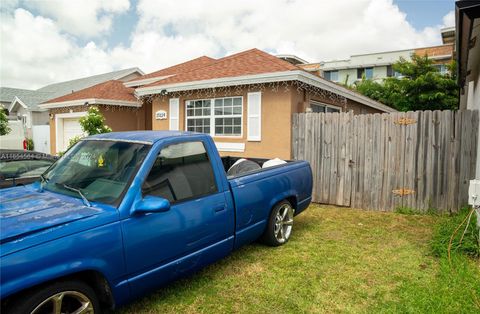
{"left": 39, "top": 98, "right": 142, "bottom": 109}
{"left": 8, "top": 96, "right": 28, "bottom": 112}
{"left": 135, "top": 70, "right": 396, "bottom": 113}
{"left": 124, "top": 75, "right": 175, "bottom": 88}
{"left": 113, "top": 67, "right": 145, "bottom": 80}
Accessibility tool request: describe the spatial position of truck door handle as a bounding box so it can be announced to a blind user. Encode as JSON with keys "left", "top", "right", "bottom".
{"left": 214, "top": 204, "right": 226, "bottom": 212}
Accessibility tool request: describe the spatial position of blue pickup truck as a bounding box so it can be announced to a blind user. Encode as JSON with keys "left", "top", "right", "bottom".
{"left": 0, "top": 131, "right": 312, "bottom": 313}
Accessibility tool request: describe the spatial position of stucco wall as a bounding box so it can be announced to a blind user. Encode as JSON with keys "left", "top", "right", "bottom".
{"left": 49, "top": 105, "right": 145, "bottom": 154}
{"left": 300, "top": 89, "right": 383, "bottom": 114}
{"left": 151, "top": 86, "right": 295, "bottom": 159}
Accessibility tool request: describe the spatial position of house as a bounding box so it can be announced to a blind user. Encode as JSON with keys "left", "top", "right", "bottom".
{"left": 134, "top": 48, "right": 396, "bottom": 160}
{"left": 40, "top": 58, "right": 219, "bottom": 154}
{"left": 39, "top": 80, "right": 145, "bottom": 153}
{"left": 299, "top": 28, "right": 455, "bottom": 85}
{"left": 456, "top": 0, "right": 480, "bottom": 175}
{"left": 1, "top": 68, "right": 144, "bottom": 153}
{"left": 0, "top": 87, "right": 52, "bottom": 151}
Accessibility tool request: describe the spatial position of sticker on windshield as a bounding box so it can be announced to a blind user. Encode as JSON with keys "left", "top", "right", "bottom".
{"left": 98, "top": 155, "right": 105, "bottom": 167}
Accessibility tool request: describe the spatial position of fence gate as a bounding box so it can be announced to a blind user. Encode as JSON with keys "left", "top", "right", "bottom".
{"left": 292, "top": 110, "right": 479, "bottom": 213}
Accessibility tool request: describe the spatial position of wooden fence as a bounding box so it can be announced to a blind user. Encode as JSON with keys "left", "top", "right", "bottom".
{"left": 292, "top": 110, "right": 479, "bottom": 212}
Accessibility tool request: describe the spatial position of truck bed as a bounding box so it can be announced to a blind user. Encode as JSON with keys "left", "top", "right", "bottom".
{"left": 221, "top": 156, "right": 294, "bottom": 178}
{"left": 221, "top": 156, "right": 313, "bottom": 249}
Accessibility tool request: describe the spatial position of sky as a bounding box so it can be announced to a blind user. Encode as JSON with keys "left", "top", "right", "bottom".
{"left": 0, "top": 0, "right": 456, "bottom": 90}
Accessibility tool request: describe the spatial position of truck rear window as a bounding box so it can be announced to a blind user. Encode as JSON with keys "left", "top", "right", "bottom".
{"left": 142, "top": 141, "right": 217, "bottom": 203}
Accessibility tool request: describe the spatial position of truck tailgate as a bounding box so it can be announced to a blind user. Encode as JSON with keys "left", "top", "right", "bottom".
{"left": 228, "top": 161, "right": 312, "bottom": 248}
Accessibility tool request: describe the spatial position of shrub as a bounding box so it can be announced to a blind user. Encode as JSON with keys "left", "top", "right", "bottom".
{"left": 79, "top": 106, "right": 112, "bottom": 135}
{"left": 68, "top": 135, "right": 83, "bottom": 148}
{"left": 25, "top": 138, "right": 34, "bottom": 150}
{"left": 0, "top": 109, "right": 11, "bottom": 136}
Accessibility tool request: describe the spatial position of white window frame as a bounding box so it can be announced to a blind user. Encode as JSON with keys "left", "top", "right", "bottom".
{"left": 185, "top": 96, "right": 243, "bottom": 138}
{"left": 310, "top": 100, "right": 342, "bottom": 113}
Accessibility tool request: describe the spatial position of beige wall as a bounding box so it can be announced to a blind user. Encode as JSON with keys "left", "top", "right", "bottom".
{"left": 49, "top": 105, "right": 145, "bottom": 154}
{"left": 301, "top": 89, "right": 383, "bottom": 114}
{"left": 151, "top": 86, "right": 295, "bottom": 159}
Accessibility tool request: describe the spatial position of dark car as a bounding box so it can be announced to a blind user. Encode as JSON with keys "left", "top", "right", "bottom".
{"left": 0, "top": 149, "right": 57, "bottom": 189}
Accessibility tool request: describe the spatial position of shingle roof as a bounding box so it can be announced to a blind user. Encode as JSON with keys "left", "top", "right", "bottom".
{"left": 43, "top": 80, "right": 137, "bottom": 104}
{"left": 2, "top": 68, "right": 143, "bottom": 111}
{"left": 145, "top": 49, "right": 299, "bottom": 88}
{"left": 0, "top": 87, "right": 36, "bottom": 103}
{"left": 128, "top": 56, "right": 216, "bottom": 83}
{"left": 37, "top": 67, "right": 143, "bottom": 99}
{"left": 0, "top": 87, "right": 54, "bottom": 110}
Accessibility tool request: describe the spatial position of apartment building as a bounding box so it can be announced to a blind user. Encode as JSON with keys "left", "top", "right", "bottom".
{"left": 296, "top": 28, "right": 455, "bottom": 86}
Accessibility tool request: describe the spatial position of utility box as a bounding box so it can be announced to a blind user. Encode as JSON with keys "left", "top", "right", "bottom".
{"left": 468, "top": 180, "right": 480, "bottom": 206}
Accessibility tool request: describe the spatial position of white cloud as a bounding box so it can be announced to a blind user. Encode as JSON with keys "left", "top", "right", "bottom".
{"left": 0, "top": 0, "right": 450, "bottom": 90}
{"left": 24, "top": 0, "right": 130, "bottom": 37}
{"left": 0, "top": 9, "right": 113, "bottom": 89}
{"left": 133, "top": 0, "right": 444, "bottom": 62}
{"left": 442, "top": 10, "right": 455, "bottom": 28}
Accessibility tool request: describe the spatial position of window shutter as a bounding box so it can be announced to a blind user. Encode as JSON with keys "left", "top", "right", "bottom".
{"left": 247, "top": 92, "right": 261, "bottom": 141}
{"left": 169, "top": 98, "right": 179, "bottom": 130}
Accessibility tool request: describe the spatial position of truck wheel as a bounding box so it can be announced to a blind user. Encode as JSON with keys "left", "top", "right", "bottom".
{"left": 7, "top": 281, "right": 100, "bottom": 314}
{"left": 261, "top": 200, "right": 294, "bottom": 246}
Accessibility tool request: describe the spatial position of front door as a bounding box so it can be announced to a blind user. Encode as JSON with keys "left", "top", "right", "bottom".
{"left": 121, "top": 141, "right": 234, "bottom": 298}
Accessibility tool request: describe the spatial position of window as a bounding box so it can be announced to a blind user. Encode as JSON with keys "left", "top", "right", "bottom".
{"left": 357, "top": 68, "right": 365, "bottom": 79}
{"left": 357, "top": 67, "right": 373, "bottom": 79}
{"left": 365, "top": 67, "right": 374, "bottom": 79}
{"left": 0, "top": 159, "right": 53, "bottom": 179}
{"left": 186, "top": 97, "right": 242, "bottom": 137}
{"left": 386, "top": 65, "right": 393, "bottom": 77}
{"left": 330, "top": 71, "right": 339, "bottom": 82}
{"left": 310, "top": 101, "right": 341, "bottom": 113}
{"left": 142, "top": 141, "right": 217, "bottom": 203}
{"left": 324, "top": 70, "right": 338, "bottom": 82}
{"left": 433, "top": 64, "right": 448, "bottom": 75}
{"left": 387, "top": 65, "right": 403, "bottom": 78}
{"left": 324, "top": 71, "right": 331, "bottom": 80}
{"left": 185, "top": 100, "right": 211, "bottom": 134}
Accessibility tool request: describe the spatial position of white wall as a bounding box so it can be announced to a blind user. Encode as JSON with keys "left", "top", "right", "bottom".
{"left": 0, "top": 120, "right": 24, "bottom": 149}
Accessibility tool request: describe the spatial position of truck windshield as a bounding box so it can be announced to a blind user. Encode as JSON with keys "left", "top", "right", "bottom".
{"left": 42, "top": 140, "right": 150, "bottom": 206}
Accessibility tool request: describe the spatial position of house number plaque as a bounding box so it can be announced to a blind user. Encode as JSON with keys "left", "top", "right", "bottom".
{"left": 155, "top": 110, "right": 167, "bottom": 120}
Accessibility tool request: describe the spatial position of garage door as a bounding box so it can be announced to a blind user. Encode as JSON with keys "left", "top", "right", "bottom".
{"left": 62, "top": 118, "right": 84, "bottom": 151}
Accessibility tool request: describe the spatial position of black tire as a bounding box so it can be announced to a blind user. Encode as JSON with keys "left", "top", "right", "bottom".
{"left": 6, "top": 280, "right": 100, "bottom": 314}
{"left": 260, "top": 200, "right": 295, "bottom": 246}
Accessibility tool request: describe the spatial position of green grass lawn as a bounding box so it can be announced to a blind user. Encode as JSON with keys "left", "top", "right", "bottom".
{"left": 120, "top": 204, "right": 480, "bottom": 313}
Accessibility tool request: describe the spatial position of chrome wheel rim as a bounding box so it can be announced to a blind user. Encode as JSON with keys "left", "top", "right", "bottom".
{"left": 31, "top": 290, "right": 94, "bottom": 314}
{"left": 274, "top": 204, "right": 294, "bottom": 243}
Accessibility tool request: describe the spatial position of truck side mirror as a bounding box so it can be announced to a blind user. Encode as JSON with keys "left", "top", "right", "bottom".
{"left": 133, "top": 195, "right": 171, "bottom": 214}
